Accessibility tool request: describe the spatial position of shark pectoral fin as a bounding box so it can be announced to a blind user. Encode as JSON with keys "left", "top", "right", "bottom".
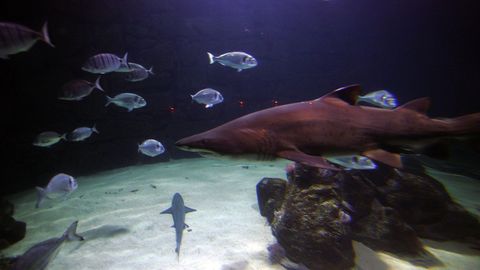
{"left": 362, "top": 149, "right": 402, "bottom": 168}
{"left": 160, "top": 207, "right": 173, "bottom": 215}
{"left": 184, "top": 206, "right": 197, "bottom": 213}
{"left": 277, "top": 150, "right": 340, "bottom": 171}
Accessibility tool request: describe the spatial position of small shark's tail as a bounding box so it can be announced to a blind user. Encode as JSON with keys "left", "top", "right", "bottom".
{"left": 35, "top": 187, "right": 47, "bottom": 208}
{"left": 63, "top": 220, "right": 85, "bottom": 241}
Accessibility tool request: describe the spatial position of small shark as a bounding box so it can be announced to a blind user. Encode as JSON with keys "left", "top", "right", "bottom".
{"left": 176, "top": 84, "right": 480, "bottom": 169}
{"left": 11, "top": 221, "right": 84, "bottom": 270}
{"left": 160, "top": 193, "right": 196, "bottom": 259}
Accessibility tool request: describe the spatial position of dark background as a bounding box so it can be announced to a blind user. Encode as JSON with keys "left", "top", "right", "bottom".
{"left": 1, "top": 0, "right": 479, "bottom": 195}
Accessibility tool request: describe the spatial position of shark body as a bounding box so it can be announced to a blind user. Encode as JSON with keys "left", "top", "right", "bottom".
{"left": 176, "top": 85, "right": 480, "bottom": 169}
{"left": 160, "top": 193, "right": 196, "bottom": 259}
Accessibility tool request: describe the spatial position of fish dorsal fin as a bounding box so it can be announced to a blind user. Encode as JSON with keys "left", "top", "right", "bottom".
{"left": 318, "top": 84, "right": 362, "bottom": 105}
{"left": 397, "top": 97, "right": 430, "bottom": 114}
{"left": 184, "top": 206, "right": 197, "bottom": 213}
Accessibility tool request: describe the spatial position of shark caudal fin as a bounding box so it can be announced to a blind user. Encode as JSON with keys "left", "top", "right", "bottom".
{"left": 63, "top": 221, "right": 85, "bottom": 241}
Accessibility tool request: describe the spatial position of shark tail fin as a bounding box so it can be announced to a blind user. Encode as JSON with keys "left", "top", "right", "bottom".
{"left": 92, "top": 124, "right": 99, "bottom": 134}
{"left": 160, "top": 207, "right": 173, "bottom": 215}
{"left": 64, "top": 221, "right": 85, "bottom": 241}
{"left": 35, "top": 187, "right": 47, "bottom": 208}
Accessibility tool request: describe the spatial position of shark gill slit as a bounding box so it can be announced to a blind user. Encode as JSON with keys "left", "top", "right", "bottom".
{"left": 257, "top": 132, "right": 275, "bottom": 161}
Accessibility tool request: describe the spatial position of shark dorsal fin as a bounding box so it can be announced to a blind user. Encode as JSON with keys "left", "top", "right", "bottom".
{"left": 319, "top": 84, "right": 362, "bottom": 105}
{"left": 397, "top": 97, "right": 430, "bottom": 114}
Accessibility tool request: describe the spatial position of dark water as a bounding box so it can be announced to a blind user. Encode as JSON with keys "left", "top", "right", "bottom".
{"left": 0, "top": 0, "right": 479, "bottom": 195}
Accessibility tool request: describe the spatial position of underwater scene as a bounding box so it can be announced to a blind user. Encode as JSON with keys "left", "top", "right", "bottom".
{"left": 1, "top": 0, "right": 479, "bottom": 269}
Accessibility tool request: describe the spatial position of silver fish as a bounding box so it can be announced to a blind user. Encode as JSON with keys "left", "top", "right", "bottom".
{"left": 207, "top": 51, "right": 257, "bottom": 72}
{"left": 33, "top": 131, "right": 66, "bottom": 147}
{"left": 191, "top": 88, "right": 224, "bottom": 108}
{"left": 35, "top": 173, "right": 78, "bottom": 208}
{"left": 105, "top": 92, "right": 146, "bottom": 112}
{"left": 125, "top": 63, "right": 154, "bottom": 82}
{"left": 115, "top": 61, "right": 137, "bottom": 73}
{"left": 82, "top": 52, "right": 128, "bottom": 74}
{"left": 326, "top": 155, "right": 377, "bottom": 170}
{"left": 160, "top": 193, "right": 196, "bottom": 260}
{"left": 0, "top": 21, "right": 54, "bottom": 59}
{"left": 357, "top": 90, "right": 397, "bottom": 108}
{"left": 58, "top": 76, "right": 103, "bottom": 101}
{"left": 68, "top": 125, "right": 99, "bottom": 142}
{"left": 11, "top": 221, "right": 84, "bottom": 270}
{"left": 138, "top": 139, "right": 165, "bottom": 157}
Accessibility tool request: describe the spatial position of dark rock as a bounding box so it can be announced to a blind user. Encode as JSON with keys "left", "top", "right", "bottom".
{"left": 269, "top": 164, "right": 355, "bottom": 270}
{"left": 0, "top": 197, "right": 26, "bottom": 250}
{"left": 256, "top": 178, "right": 287, "bottom": 223}
{"left": 257, "top": 162, "right": 480, "bottom": 269}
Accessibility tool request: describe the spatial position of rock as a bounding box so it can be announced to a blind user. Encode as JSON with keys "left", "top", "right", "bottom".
{"left": 269, "top": 164, "right": 355, "bottom": 270}
{"left": 256, "top": 178, "right": 287, "bottom": 223}
{"left": 257, "top": 162, "right": 480, "bottom": 269}
{"left": 0, "top": 197, "right": 26, "bottom": 250}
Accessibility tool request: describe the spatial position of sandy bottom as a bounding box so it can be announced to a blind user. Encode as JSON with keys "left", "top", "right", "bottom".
{"left": 2, "top": 158, "right": 480, "bottom": 270}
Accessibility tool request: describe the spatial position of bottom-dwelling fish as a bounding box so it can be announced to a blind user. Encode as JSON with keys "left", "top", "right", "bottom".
{"left": 160, "top": 193, "right": 196, "bottom": 260}
{"left": 11, "top": 221, "right": 84, "bottom": 270}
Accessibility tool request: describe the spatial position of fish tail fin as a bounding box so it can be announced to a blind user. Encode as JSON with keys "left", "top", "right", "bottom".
{"left": 35, "top": 187, "right": 47, "bottom": 208}
{"left": 40, "top": 22, "right": 55, "bottom": 48}
{"left": 92, "top": 124, "right": 99, "bottom": 134}
{"left": 60, "top": 133, "right": 68, "bottom": 141}
{"left": 207, "top": 52, "right": 215, "bottom": 64}
{"left": 175, "top": 246, "right": 180, "bottom": 261}
{"left": 447, "top": 112, "right": 480, "bottom": 136}
{"left": 148, "top": 67, "right": 154, "bottom": 75}
{"left": 94, "top": 76, "right": 104, "bottom": 92}
{"left": 64, "top": 221, "right": 85, "bottom": 241}
{"left": 105, "top": 96, "right": 113, "bottom": 107}
{"left": 122, "top": 52, "right": 129, "bottom": 65}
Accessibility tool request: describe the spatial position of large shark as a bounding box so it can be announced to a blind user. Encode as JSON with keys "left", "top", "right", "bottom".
{"left": 176, "top": 84, "right": 480, "bottom": 170}
{"left": 11, "top": 221, "right": 84, "bottom": 270}
{"left": 160, "top": 193, "right": 196, "bottom": 259}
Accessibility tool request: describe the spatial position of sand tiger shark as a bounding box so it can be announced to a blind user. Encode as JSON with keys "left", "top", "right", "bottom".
{"left": 175, "top": 85, "right": 480, "bottom": 170}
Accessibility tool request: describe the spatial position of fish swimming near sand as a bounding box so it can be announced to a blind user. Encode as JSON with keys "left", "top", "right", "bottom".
{"left": 36, "top": 173, "right": 78, "bottom": 208}
{"left": 176, "top": 84, "right": 480, "bottom": 170}
{"left": 0, "top": 21, "right": 54, "bottom": 59}
{"left": 11, "top": 221, "right": 84, "bottom": 270}
{"left": 160, "top": 193, "right": 196, "bottom": 259}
